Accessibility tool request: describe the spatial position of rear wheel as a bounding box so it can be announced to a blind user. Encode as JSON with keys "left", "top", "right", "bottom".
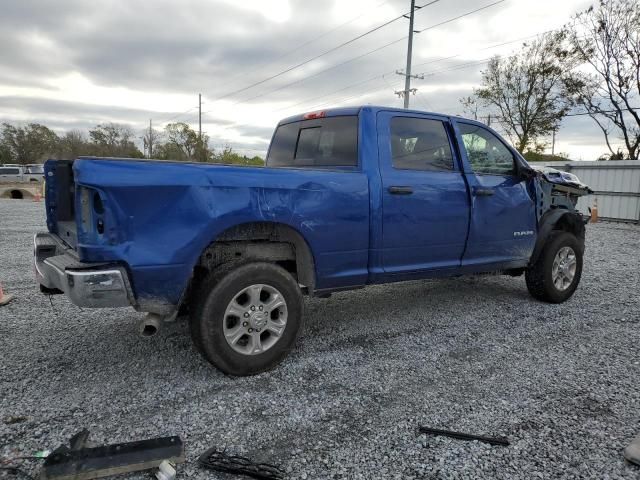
{"left": 525, "top": 231, "right": 583, "bottom": 303}
{"left": 191, "top": 262, "right": 303, "bottom": 376}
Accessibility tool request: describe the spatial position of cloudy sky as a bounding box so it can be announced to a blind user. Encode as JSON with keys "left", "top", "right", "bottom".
{"left": 1, "top": 0, "right": 612, "bottom": 159}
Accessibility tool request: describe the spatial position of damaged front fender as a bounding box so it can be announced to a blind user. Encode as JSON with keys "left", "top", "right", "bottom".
{"left": 528, "top": 166, "right": 592, "bottom": 265}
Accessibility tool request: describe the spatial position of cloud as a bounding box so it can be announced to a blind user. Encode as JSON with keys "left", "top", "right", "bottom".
{"left": 0, "top": 0, "right": 611, "bottom": 158}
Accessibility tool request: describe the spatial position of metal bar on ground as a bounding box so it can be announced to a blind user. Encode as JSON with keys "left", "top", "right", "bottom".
{"left": 419, "top": 426, "right": 510, "bottom": 446}
{"left": 41, "top": 435, "right": 185, "bottom": 480}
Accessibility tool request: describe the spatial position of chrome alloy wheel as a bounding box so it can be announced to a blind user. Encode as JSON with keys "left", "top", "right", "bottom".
{"left": 552, "top": 246, "right": 577, "bottom": 291}
{"left": 222, "top": 284, "right": 288, "bottom": 355}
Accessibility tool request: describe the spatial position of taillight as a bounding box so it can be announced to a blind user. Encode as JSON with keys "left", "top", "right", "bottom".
{"left": 79, "top": 187, "right": 106, "bottom": 238}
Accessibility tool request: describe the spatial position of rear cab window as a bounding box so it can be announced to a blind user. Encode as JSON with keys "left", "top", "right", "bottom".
{"left": 267, "top": 116, "right": 358, "bottom": 169}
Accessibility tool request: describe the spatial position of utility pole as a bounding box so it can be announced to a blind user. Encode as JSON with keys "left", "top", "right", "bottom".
{"left": 198, "top": 94, "right": 202, "bottom": 141}
{"left": 395, "top": 0, "right": 422, "bottom": 108}
{"left": 552, "top": 128, "right": 556, "bottom": 156}
{"left": 198, "top": 93, "right": 203, "bottom": 161}
{"left": 148, "top": 119, "right": 153, "bottom": 158}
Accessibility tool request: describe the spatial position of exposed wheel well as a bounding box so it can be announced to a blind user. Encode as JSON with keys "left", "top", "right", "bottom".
{"left": 552, "top": 211, "right": 585, "bottom": 242}
{"left": 529, "top": 210, "right": 585, "bottom": 266}
{"left": 183, "top": 223, "right": 316, "bottom": 311}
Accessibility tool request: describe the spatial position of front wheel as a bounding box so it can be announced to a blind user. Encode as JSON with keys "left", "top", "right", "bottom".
{"left": 525, "top": 231, "right": 583, "bottom": 303}
{"left": 191, "top": 262, "right": 303, "bottom": 376}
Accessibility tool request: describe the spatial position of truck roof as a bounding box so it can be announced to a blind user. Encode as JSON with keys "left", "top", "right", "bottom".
{"left": 278, "top": 105, "right": 460, "bottom": 125}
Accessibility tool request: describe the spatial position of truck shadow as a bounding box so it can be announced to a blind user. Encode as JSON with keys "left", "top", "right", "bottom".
{"left": 20, "top": 274, "right": 536, "bottom": 385}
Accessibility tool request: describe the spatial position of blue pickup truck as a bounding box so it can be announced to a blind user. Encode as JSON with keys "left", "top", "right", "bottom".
{"left": 34, "top": 106, "right": 591, "bottom": 375}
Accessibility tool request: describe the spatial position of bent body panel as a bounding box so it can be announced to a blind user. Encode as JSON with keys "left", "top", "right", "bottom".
{"left": 73, "top": 158, "right": 370, "bottom": 307}
{"left": 37, "top": 106, "right": 591, "bottom": 314}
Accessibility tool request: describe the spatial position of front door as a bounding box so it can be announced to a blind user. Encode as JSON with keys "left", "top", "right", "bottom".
{"left": 378, "top": 112, "right": 470, "bottom": 273}
{"left": 454, "top": 121, "right": 537, "bottom": 267}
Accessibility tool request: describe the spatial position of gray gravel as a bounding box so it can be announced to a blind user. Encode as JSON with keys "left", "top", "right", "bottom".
{"left": 1, "top": 198, "right": 639, "bottom": 480}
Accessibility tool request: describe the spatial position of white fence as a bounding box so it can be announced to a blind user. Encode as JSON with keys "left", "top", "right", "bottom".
{"left": 541, "top": 160, "right": 640, "bottom": 223}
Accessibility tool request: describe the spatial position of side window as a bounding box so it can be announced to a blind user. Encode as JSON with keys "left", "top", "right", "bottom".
{"left": 267, "top": 116, "right": 358, "bottom": 168}
{"left": 390, "top": 117, "right": 454, "bottom": 171}
{"left": 458, "top": 123, "right": 515, "bottom": 175}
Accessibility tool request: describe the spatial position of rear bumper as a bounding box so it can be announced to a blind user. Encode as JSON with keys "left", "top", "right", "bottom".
{"left": 34, "top": 232, "right": 134, "bottom": 308}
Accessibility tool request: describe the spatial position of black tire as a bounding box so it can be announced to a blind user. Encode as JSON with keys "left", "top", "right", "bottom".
{"left": 525, "top": 231, "right": 583, "bottom": 303}
{"left": 191, "top": 262, "right": 303, "bottom": 376}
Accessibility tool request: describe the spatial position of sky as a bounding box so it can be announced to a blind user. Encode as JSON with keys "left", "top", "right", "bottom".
{"left": 0, "top": 0, "right": 614, "bottom": 160}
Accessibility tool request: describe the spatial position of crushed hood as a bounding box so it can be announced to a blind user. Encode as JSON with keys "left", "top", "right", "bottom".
{"left": 530, "top": 165, "right": 593, "bottom": 196}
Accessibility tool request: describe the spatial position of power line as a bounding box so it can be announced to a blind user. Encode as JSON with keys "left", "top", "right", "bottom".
{"left": 565, "top": 107, "right": 640, "bottom": 117}
{"left": 211, "top": 35, "right": 408, "bottom": 113}
{"left": 202, "top": 0, "right": 442, "bottom": 105}
{"left": 416, "top": 57, "right": 491, "bottom": 76}
{"left": 202, "top": 52, "right": 501, "bottom": 137}
{"left": 202, "top": 0, "right": 513, "bottom": 140}
{"left": 297, "top": 35, "right": 522, "bottom": 112}
{"left": 206, "top": 0, "right": 393, "bottom": 95}
{"left": 204, "top": 0, "right": 508, "bottom": 114}
{"left": 278, "top": 58, "right": 493, "bottom": 116}
{"left": 416, "top": 0, "right": 505, "bottom": 33}
{"left": 154, "top": 106, "right": 198, "bottom": 125}
{"left": 273, "top": 75, "right": 385, "bottom": 113}
{"left": 411, "top": 29, "right": 554, "bottom": 69}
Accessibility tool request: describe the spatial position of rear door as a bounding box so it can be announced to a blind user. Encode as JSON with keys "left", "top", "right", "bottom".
{"left": 453, "top": 120, "right": 536, "bottom": 267}
{"left": 377, "top": 111, "right": 470, "bottom": 273}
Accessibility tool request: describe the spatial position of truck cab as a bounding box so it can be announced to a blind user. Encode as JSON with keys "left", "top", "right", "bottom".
{"left": 34, "top": 106, "right": 591, "bottom": 375}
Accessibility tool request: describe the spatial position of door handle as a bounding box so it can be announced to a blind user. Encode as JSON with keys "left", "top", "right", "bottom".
{"left": 473, "top": 187, "right": 495, "bottom": 196}
{"left": 388, "top": 186, "right": 413, "bottom": 195}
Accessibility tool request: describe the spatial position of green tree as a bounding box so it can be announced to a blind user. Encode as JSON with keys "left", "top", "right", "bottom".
{"left": 158, "top": 122, "right": 213, "bottom": 161}
{"left": 470, "top": 33, "right": 575, "bottom": 153}
{"left": 562, "top": 0, "right": 640, "bottom": 159}
{"left": 88, "top": 123, "right": 144, "bottom": 158}
{"left": 213, "top": 146, "right": 265, "bottom": 165}
{"left": 0, "top": 122, "right": 59, "bottom": 164}
{"left": 0, "top": 143, "right": 12, "bottom": 164}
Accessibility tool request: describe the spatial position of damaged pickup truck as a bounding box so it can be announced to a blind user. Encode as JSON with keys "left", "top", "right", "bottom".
{"left": 34, "top": 106, "right": 592, "bottom": 375}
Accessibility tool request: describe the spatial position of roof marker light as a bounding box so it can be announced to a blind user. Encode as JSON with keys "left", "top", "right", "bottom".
{"left": 303, "top": 111, "right": 326, "bottom": 120}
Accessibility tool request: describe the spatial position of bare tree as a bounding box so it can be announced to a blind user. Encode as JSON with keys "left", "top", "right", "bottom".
{"left": 59, "top": 130, "right": 88, "bottom": 159}
{"left": 142, "top": 126, "right": 162, "bottom": 158}
{"left": 563, "top": 0, "right": 640, "bottom": 159}
{"left": 459, "top": 96, "right": 480, "bottom": 120}
{"left": 472, "top": 33, "right": 575, "bottom": 153}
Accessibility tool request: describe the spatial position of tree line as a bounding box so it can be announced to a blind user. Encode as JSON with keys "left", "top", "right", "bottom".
{"left": 461, "top": 0, "right": 639, "bottom": 160}
{"left": 0, "top": 121, "right": 264, "bottom": 166}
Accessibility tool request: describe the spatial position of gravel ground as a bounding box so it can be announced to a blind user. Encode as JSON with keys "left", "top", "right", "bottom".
{"left": 1, "top": 198, "right": 639, "bottom": 480}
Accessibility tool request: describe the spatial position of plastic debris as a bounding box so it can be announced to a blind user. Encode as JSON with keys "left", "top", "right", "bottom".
{"left": 624, "top": 434, "right": 640, "bottom": 466}
{"left": 0, "top": 283, "right": 14, "bottom": 306}
{"left": 198, "top": 447, "right": 285, "bottom": 480}
{"left": 155, "top": 460, "right": 176, "bottom": 480}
